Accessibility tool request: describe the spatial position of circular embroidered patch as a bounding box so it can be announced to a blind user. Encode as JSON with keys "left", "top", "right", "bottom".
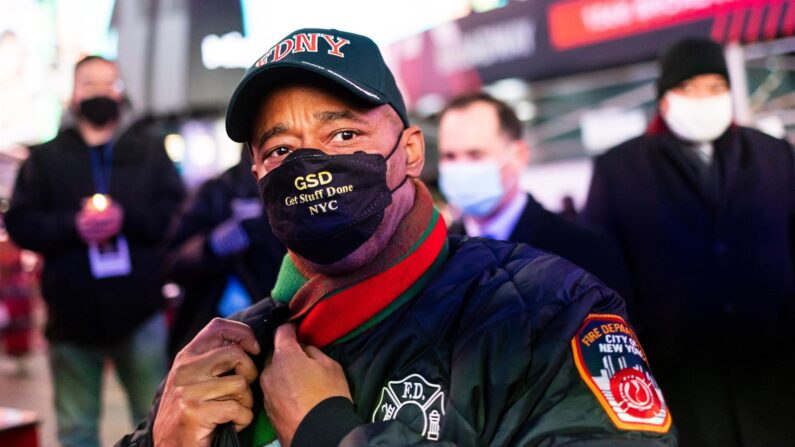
{"left": 571, "top": 313, "right": 672, "bottom": 433}
{"left": 610, "top": 368, "right": 662, "bottom": 419}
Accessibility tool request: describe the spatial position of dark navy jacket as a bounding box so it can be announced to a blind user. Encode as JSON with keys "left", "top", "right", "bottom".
{"left": 117, "top": 237, "right": 676, "bottom": 446}
{"left": 583, "top": 124, "right": 795, "bottom": 447}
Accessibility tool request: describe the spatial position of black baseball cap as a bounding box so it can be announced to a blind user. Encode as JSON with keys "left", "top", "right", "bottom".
{"left": 656, "top": 38, "right": 730, "bottom": 98}
{"left": 225, "top": 28, "right": 409, "bottom": 143}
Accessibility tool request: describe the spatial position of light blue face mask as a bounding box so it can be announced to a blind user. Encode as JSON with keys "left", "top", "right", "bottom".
{"left": 439, "top": 161, "right": 505, "bottom": 217}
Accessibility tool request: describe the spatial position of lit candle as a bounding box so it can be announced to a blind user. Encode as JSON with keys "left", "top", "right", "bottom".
{"left": 90, "top": 194, "right": 109, "bottom": 212}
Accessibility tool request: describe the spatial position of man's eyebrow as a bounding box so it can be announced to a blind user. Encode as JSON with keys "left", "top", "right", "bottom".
{"left": 314, "top": 110, "right": 367, "bottom": 124}
{"left": 256, "top": 124, "right": 288, "bottom": 149}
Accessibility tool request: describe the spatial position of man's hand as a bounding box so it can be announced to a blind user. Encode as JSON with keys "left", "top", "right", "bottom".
{"left": 153, "top": 318, "right": 261, "bottom": 447}
{"left": 76, "top": 201, "right": 124, "bottom": 243}
{"left": 260, "top": 324, "right": 352, "bottom": 447}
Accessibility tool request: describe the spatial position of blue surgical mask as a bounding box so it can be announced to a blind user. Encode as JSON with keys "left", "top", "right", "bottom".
{"left": 439, "top": 161, "right": 505, "bottom": 217}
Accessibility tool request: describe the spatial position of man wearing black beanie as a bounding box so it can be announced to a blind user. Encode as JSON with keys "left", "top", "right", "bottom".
{"left": 584, "top": 37, "right": 795, "bottom": 447}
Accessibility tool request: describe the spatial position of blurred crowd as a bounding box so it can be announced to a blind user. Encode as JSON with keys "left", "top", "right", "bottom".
{"left": 0, "top": 35, "right": 793, "bottom": 447}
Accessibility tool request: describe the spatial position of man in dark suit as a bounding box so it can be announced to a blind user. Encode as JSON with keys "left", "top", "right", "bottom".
{"left": 583, "top": 38, "right": 795, "bottom": 447}
{"left": 437, "top": 92, "right": 631, "bottom": 300}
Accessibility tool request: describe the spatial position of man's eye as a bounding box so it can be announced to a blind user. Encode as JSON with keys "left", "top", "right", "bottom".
{"left": 266, "top": 146, "right": 291, "bottom": 159}
{"left": 467, "top": 151, "right": 484, "bottom": 161}
{"left": 332, "top": 130, "right": 357, "bottom": 142}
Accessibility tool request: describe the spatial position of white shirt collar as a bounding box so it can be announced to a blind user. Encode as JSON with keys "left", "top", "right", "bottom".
{"left": 463, "top": 192, "right": 528, "bottom": 241}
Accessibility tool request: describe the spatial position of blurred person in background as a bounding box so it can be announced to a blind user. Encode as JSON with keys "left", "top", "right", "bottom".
{"left": 0, "top": 222, "right": 38, "bottom": 377}
{"left": 119, "top": 28, "right": 675, "bottom": 447}
{"left": 583, "top": 37, "right": 795, "bottom": 447}
{"left": 4, "top": 55, "right": 185, "bottom": 447}
{"left": 163, "top": 147, "right": 285, "bottom": 361}
{"left": 438, "top": 93, "right": 632, "bottom": 301}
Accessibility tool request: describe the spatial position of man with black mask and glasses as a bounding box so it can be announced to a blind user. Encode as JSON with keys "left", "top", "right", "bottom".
{"left": 5, "top": 55, "right": 185, "bottom": 447}
{"left": 119, "top": 29, "right": 676, "bottom": 447}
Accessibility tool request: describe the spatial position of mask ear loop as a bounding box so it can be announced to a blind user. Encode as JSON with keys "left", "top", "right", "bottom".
{"left": 385, "top": 127, "right": 407, "bottom": 161}
{"left": 386, "top": 128, "right": 410, "bottom": 193}
{"left": 390, "top": 174, "right": 409, "bottom": 193}
{"left": 500, "top": 141, "right": 521, "bottom": 194}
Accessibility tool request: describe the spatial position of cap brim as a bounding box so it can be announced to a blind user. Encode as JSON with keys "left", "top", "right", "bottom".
{"left": 225, "top": 62, "right": 389, "bottom": 143}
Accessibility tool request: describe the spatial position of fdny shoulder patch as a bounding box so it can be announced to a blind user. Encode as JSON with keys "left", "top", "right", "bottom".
{"left": 372, "top": 373, "right": 445, "bottom": 441}
{"left": 571, "top": 314, "right": 672, "bottom": 433}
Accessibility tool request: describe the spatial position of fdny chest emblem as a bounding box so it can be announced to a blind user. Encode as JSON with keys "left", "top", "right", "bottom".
{"left": 572, "top": 314, "right": 672, "bottom": 433}
{"left": 372, "top": 373, "right": 445, "bottom": 441}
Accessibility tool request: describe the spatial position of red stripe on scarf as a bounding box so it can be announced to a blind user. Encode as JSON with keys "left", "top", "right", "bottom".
{"left": 297, "top": 214, "right": 446, "bottom": 348}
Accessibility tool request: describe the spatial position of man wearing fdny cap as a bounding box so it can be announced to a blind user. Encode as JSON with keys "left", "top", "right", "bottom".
{"left": 118, "top": 28, "right": 676, "bottom": 447}
{"left": 583, "top": 37, "right": 795, "bottom": 446}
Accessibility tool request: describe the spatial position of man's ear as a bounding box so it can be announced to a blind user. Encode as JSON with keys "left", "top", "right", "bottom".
{"left": 403, "top": 125, "right": 425, "bottom": 178}
{"left": 508, "top": 139, "right": 530, "bottom": 170}
{"left": 659, "top": 96, "right": 669, "bottom": 115}
{"left": 68, "top": 94, "right": 79, "bottom": 112}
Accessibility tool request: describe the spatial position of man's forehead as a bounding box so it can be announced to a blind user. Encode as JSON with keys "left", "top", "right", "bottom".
{"left": 75, "top": 60, "right": 118, "bottom": 78}
{"left": 441, "top": 104, "right": 501, "bottom": 136}
{"left": 443, "top": 102, "right": 498, "bottom": 123}
{"left": 439, "top": 105, "right": 508, "bottom": 154}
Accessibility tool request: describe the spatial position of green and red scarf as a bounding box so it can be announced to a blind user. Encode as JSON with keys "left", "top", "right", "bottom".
{"left": 252, "top": 180, "right": 448, "bottom": 445}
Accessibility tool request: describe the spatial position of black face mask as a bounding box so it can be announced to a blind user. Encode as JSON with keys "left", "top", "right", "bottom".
{"left": 77, "top": 96, "right": 120, "bottom": 126}
{"left": 258, "top": 135, "right": 406, "bottom": 265}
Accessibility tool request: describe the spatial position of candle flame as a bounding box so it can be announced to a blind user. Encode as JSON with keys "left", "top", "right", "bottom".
{"left": 91, "top": 194, "right": 109, "bottom": 211}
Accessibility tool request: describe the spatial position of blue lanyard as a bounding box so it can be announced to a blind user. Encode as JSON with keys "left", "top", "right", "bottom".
{"left": 89, "top": 143, "right": 114, "bottom": 194}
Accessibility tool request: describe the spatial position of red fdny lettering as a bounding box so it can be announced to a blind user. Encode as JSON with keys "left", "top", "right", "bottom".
{"left": 254, "top": 33, "right": 350, "bottom": 67}
{"left": 255, "top": 48, "right": 273, "bottom": 67}
{"left": 272, "top": 39, "right": 295, "bottom": 62}
{"left": 294, "top": 33, "right": 318, "bottom": 53}
{"left": 320, "top": 34, "right": 350, "bottom": 57}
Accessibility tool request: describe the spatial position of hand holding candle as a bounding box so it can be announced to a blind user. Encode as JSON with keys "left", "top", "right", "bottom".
{"left": 76, "top": 194, "right": 125, "bottom": 243}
